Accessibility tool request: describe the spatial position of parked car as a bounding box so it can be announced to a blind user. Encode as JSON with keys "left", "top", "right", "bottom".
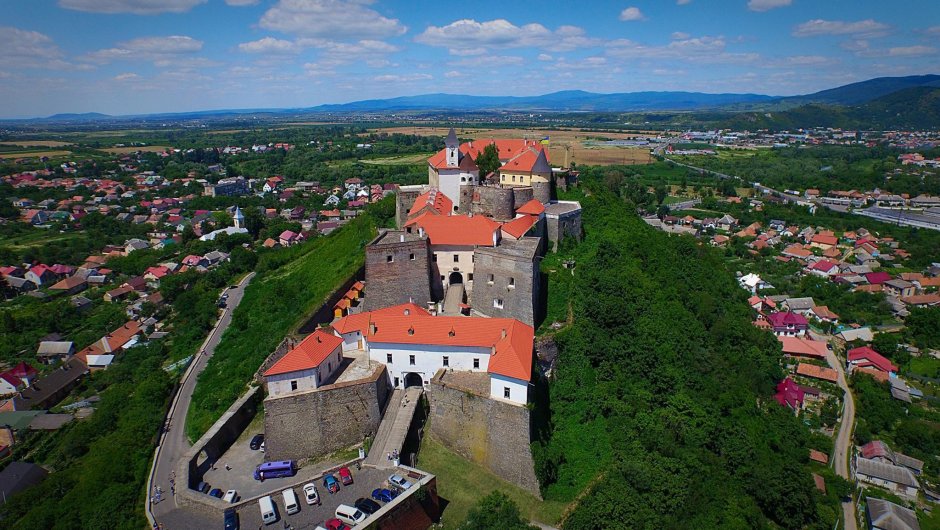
{"left": 371, "top": 488, "right": 396, "bottom": 503}
{"left": 323, "top": 474, "right": 340, "bottom": 494}
{"left": 322, "top": 519, "right": 351, "bottom": 530}
{"left": 208, "top": 488, "right": 224, "bottom": 498}
{"left": 223, "top": 508, "right": 239, "bottom": 530}
{"left": 223, "top": 490, "right": 238, "bottom": 503}
{"left": 338, "top": 466, "right": 353, "bottom": 485}
{"left": 388, "top": 474, "right": 412, "bottom": 490}
{"left": 196, "top": 481, "right": 211, "bottom": 493}
{"left": 303, "top": 483, "right": 320, "bottom": 505}
{"left": 249, "top": 434, "right": 264, "bottom": 450}
{"left": 354, "top": 497, "right": 381, "bottom": 515}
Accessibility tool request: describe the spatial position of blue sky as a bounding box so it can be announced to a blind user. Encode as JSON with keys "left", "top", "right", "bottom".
{"left": 2, "top": 0, "right": 939, "bottom": 117}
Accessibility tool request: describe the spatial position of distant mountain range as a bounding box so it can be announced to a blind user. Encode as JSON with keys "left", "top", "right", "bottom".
{"left": 11, "top": 74, "right": 940, "bottom": 128}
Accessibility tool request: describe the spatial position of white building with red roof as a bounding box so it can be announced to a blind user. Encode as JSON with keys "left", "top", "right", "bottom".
{"left": 427, "top": 128, "right": 480, "bottom": 208}
{"left": 331, "top": 303, "right": 534, "bottom": 405}
{"left": 263, "top": 329, "right": 344, "bottom": 398}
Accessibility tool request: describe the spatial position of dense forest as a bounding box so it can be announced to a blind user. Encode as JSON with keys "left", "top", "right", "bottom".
{"left": 532, "top": 169, "right": 832, "bottom": 529}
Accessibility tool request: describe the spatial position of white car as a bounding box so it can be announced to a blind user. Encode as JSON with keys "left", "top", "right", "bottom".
{"left": 388, "top": 474, "right": 412, "bottom": 490}
{"left": 223, "top": 489, "right": 238, "bottom": 504}
{"left": 302, "top": 483, "right": 320, "bottom": 505}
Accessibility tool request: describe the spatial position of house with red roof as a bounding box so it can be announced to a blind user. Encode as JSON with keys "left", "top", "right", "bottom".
{"left": 848, "top": 346, "right": 898, "bottom": 376}
{"left": 778, "top": 336, "right": 829, "bottom": 359}
{"left": 407, "top": 188, "right": 453, "bottom": 221}
{"left": 766, "top": 311, "right": 808, "bottom": 336}
{"left": 263, "top": 329, "right": 344, "bottom": 398}
{"left": 865, "top": 271, "right": 892, "bottom": 285}
{"left": 279, "top": 230, "right": 302, "bottom": 247}
{"left": 0, "top": 372, "right": 25, "bottom": 396}
{"left": 807, "top": 260, "right": 840, "bottom": 278}
{"left": 774, "top": 377, "right": 805, "bottom": 411}
{"left": 331, "top": 303, "right": 534, "bottom": 405}
{"left": 5, "top": 362, "right": 37, "bottom": 387}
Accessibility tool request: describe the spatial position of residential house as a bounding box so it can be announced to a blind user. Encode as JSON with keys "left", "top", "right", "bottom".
{"left": 24, "top": 265, "right": 57, "bottom": 286}
{"left": 883, "top": 279, "right": 915, "bottom": 298}
{"left": 0, "top": 372, "right": 24, "bottom": 396}
{"left": 717, "top": 214, "right": 738, "bottom": 231}
{"left": 796, "top": 363, "right": 838, "bottom": 383}
{"left": 860, "top": 441, "right": 924, "bottom": 476}
{"left": 865, "top": 497, "right": 920, "bottom": 530}
{"left": 739, "top": 273, "right": 770, "bottom": 294}
{"left": 810, "top": 306, "right": 840, "bottom": 324}
{"left": 866, "top": 272, "right": 892, "bottom": 285}
{"left": 774, "top": 377, "right": 806, "bottom": 411}
{"left": 124, "top": 238, "right": 149, "bottom": 254}
{"left": 0, "top": 461, "right": 48, "bottom": 506}
{"left": 848, "top": 346, "right": 898, "bottom": 377}
{"left": 810, "top": 233, "right": 838, "bottom": 250}
{"left": 279, "top": 230, "right": 301, "bottom": 247}
{"left": 901, "top": 293, "right": 940, "bottom": 308}
{"left": 48, "top": 275, "right": 87, "bottom": 295}
{"left": 778, "top": 336, "right": 829, "bottom": 360}
{"left": 783, "top": 297, "right": 815, "bottom": 315}
{"left": 808, "top": 260, "right": 840, "bottom": 277}
{"left": 181, "top": 254, "right": 209, "bottom": 269}
{"left": 103, "top": 284, "right": 134, "bottom": 303}
{"left": 837, "top": 327, "right": 874, "bottom": 343}
{"left": 263, "top": 329, "right": 345, "bottom": 397}
{"left": 4, "top": 358, "right": 87, "bottom": 411}
{"left": 856, "top": 458, "right": 919, "bottom": 499}
{"left": 36, "top": 341, "right": 74, "bottom": 365}
{"left": 766, "top": 312, "right": 808, "bottom": 336}
{"left": 203, "top": 250, "right": 229, "bottom": 266}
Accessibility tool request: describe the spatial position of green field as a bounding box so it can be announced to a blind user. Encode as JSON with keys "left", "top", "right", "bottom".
{"left": 359, "top": 153, "right": 433, "bottom": 165}
{"left": 417, "top": 436, "right": 568, "bottom": 528}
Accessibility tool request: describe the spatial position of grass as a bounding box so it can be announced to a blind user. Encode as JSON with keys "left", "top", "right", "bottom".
{"left": 0, "top": 150, "right": 72, "bottom": 159}
{"left": 100, "top": 145, "right": 169, "bottom": 154}
{"left": 0, "top": 230, "right": 84, "bottom": 250}
{"left": 908, "top": 356, "right": 940, "bottom": 379}
{"left": 0, "top": 140, "right": 73, "bottom": 147}
{"left": 662, "top": 195, "right": 693, "bottom": 205}
{"left": 359, "top": 153, "right": 434, "bottom": 165}
{"left": 418, "top": 436, "right": 568, "bottom": 529}
{"left": 185, "top": 213, "right": 377, "bottom": 442}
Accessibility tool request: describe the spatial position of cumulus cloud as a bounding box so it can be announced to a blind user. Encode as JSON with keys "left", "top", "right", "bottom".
{"left": 59, "top": 0, "right": 206, "bottom": 14}
{"left": 793, "top": 19, "right": 890, "bottom": 38}
{"left": 373, "top": 73, "right": 432, "bottom": 82}
{"left": 747, "top": 0, "right": 791, "bottom": 12}
{"left": 886, "top": 45, "right": 937, "bottom": 56}
{"left": 444, "top": 71, "right": 464, "bottom": 78}
{"left": 259, "top": 0, "right": 406, "bottom": 39}
{"left": 0, "top": 26, "right": 88, "bottom": 71}
{"left": 238, "top": 37, "right": 298, "bottom": 54}
{"left": 927, "top": 26, "right": 940, "bottom": 35}
{"left": 619, "top": 7, "right": 645, "bottom": 21}
{"left": 606, "top": 35, "right": 759, "bottom": 64}
{"left": 225, "top": 0, "right": 258, "bottom": 5}
{"left": 85, "top": 36, "right": 204, "bottom": 64}
{"left": 114, "top": 72, "right": 140, "bottom": 81}
{"left": 537, "top": 53, "right": 553, "bottom": 61}
{"left": 416, "top": 19, "right": 600, "bottom": 54}
{"left": 671, "top": 32, "right": 690, "bottom": 40}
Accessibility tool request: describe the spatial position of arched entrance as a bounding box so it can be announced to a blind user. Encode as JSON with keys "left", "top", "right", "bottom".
{"left": 448, "top": 271, "right": 463, "bottom": 285}
{"left": 404, "top": 372, "right": 424, "bottom": 388}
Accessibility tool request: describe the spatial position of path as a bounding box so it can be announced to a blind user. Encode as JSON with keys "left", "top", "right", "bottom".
{"left": 364, "top": 387, "right": 423, "bottom": 468}
{"left": 822, "top": 338, "right": 858, "bottom": 530}
{"left": 441, "top": 283, "right": 465, "bottom": 315}
{"left": 146, "top": 272, "right": 256, "bottom": 527}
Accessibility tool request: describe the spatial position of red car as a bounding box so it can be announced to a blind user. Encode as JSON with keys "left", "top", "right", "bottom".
{"left": 324, "top": 518, "right": 351, "bottom": 530}
{"left": 338, "top": 466, "right": 353, "bottom": 485}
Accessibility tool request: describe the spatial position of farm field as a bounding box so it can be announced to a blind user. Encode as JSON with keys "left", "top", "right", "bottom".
{"left": 100, "top": 145, "right": 169, "bottom": 154}
{"left": 0, "top": 140, "right": 73, "bottom": 147}
{"left": 370, "top": 126, "right": 656, "bottom": 166}
{"left": 0, "top": 150, "right": 72, "bottom": 159}
{"left": 359, "top": 153, "right": 434, "bottom": 165}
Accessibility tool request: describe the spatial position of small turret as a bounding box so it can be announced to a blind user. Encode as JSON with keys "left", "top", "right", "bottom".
{"left": 445, "top": 127, "right": 459, "bottom": 168}
{"left": 233, "top": 206, "right": 245, "bottom": 229}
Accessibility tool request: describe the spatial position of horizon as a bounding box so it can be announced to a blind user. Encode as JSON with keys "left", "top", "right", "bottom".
{"left": 3, "top": 0, "right": 940, "bottom": 118}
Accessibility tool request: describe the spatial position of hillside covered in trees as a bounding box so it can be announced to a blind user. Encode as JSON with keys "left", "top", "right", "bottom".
{"left": 533, "top": 171, "right": 836, "bottom": 528}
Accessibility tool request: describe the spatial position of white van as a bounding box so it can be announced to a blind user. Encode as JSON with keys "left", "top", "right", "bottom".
{"left": 259, "top": 495, "right": 278, "bottom": 525}
{"left": 335, "top": 503, "right": 367, "bottom": 526}
{"left": 282, "top": 488, "right": 300, "bottom": 516}
{"left": 223, "top": 490, "right": 238, "bottom": 504}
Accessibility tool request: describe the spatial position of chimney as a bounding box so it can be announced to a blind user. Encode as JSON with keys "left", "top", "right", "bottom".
{"left": 501, "top": 328, "right": 507, "bottom": 339}
{"left": 408, "top": 326, "right": 415, "bottom": 336}
{"left": 369, "top": 322, "right": 377, "bottom": 335}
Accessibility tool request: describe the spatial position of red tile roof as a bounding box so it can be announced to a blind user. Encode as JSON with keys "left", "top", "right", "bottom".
{"left": 265, "top": 329, "right": 343, "bottom": 376}
{"left": 408, "top": 189, "right": 453, "bottom": 217}
{"left": 406, "top": 213, "right": 501, "bottom": 247}
{"left": 333, "top": 307, "right": 533, "bottom": 382}
{"left": 774, "top": 377, "right": 804, "bottom": 409}
{"left": 796, "top": 363, "right": 838, "bottom": 382}
{"left": 847, "top": 346, "right": 898, "bottom": 373}
{"left": 515, "top": 199, "right": 545, "bottom": 216}
{"left": 810, "top": 449, "right": 829, "bottom": 464}
{"left": 7, "top": 362, "right": 37, "bottom": 379}
{"left": 501, "top": 215, "right": 538, "bottom": 239}
{"left": 811, "top": 234, "right": 838, "bottom": 246}
{"left": 767, "top": 311, "right": 808, "bottom": 328}
{"left": 778, "top": 336, "right": 829, "bottom": 358}
{"left": 865, "top": 272, "right": 892, "bottom": 285}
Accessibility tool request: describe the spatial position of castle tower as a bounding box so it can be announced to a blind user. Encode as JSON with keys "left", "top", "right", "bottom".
{"left": 445, "top": 127, "right": 459, "bottom": 168}
{"left": 233, "top": 205, "right": 244, "bottom": 229}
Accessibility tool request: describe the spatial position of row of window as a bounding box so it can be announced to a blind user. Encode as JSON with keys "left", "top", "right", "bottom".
{"left": 500, "top": 175, "right": 524, "bottom": 183}
{"left": 387, "top": 352, "right": 481, "bottom": 369}
{"left": 486, "top": 274, "right": 515, "bottom": 287}
{"left": 431, "top": 253, "right": 473, "bottom": 263}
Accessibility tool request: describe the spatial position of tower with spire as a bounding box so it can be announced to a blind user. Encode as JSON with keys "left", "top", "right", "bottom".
{"left": 233, "top": 205, "right": 244, "bottom": 229}
{"left": 445, "top": 127, "right": 459, "bottom": 168}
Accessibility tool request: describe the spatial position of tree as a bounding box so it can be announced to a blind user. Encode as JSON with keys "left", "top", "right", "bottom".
{"left": 475, "top": 143, "right": 501, "bottom": 178}
{"left": 459, "top": 492, "right": 536, "bottom": 530}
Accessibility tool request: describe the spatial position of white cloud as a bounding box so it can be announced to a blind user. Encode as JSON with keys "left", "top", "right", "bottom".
{"left": 550, "top": 56, "right": 608, "bottom": 71}
{"left": 0, "top": 26, "right": 89, "bottom": 71}
{"left": 444, "top": 71, "right": 464, "bottom": 78}
{"left": 927, "top": 26, "right": 940, "bottom": 36}
{"left": 747, "top": 0, "right": 791, "bottom": 12}
{"left": 537, "top": 53, "right": 553, "bottom": 61}
{"left": 58, "top": 0, "right": 206, "bottom": 14}
{"left": 225, "top": 0, "right": 258, "bottom": 5}
{"left": 887, "top": 45, "right": 937, "bottom": 57}
{"left": 239, "top": 37, "right": 299, "bottom": 54}
{"left": 793, "top": 19, "right": 890, "bottom": 38}
{"left": 113, "top": 72, "right": 140, "bottom": 81}
{"left": 373, "top": 73, "right": 432, "bottom": 82}
{"left": 671, "top": 32, "right": 690, "bottom": 40}
{"left": 781, "top": 55, "right": 832, "bottom": 65}
{"left": 619, "top": 7, "right": 645, "bottom": 22}
{"left": 416, "top": 19, "right": 600, "bottom": 54}
{"left": 454, "top": 55, "right": 525, "bottom": 67}
{"left": 259, "top": 0, "right": 406, "bottom": 39}
{"left": 606, "top": 35, "right": 759, "bottom": 64}
{"left": 85, "top": 36, "right": 204, "bottom": 65}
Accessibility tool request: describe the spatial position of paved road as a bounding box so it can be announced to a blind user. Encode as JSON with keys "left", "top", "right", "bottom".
{"left": 824, "top": 343, "right": 858, "bottom": 530}
{"left": 148, "top": 272, "right": 256, "bottom": 526}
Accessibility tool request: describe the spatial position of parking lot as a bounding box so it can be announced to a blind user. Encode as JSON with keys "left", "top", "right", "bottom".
{"left": 229, "top": 466, "right": 409, "bottom": 529}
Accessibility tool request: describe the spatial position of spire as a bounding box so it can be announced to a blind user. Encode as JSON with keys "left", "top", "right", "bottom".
{"left": 233, "top": 205, "right": 244, "bottom": 229}
{"left": 445, "top": 127, "right": 458, "bottom": 148}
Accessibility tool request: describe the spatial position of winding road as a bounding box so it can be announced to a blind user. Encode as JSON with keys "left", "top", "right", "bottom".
{"left": 819, "top": 335, "right": 857, "bottom": 530}
{"left": 146, "top": 271, "right": 256, "bottom": 528}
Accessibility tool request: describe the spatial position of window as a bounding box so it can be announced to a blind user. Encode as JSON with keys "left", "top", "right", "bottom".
{"left": 409, "top": 355, "right": 415, "bottom": 365}
{"left": 409, "top": 253, "right": 415, "bottom": 261}
{"left": 453, "top": 255, "right": 459, "bottom": 263}
{"left": 494, "top": 298, "right": 503, "bottom": 309}
{"left": 468, "top": 273, "right": 473, "bottom": 281}
{"left": 432, "top": 253, "right": 438, "bottom": 262}
{"left": 509, "top": 277, "right": 515, "bottom": 289}
{"left": 440, "top": 275, "right": 445, "bottom": 281}
{"left": 512, "top": 175, "right": 516, "bottom": 182}
{"left": 473, "top": 358, "right": 480, "bottom": 369}
{"left": 327, "top": 362, "right": 331, "bottom": 372}
{"left": 386, "top": 255, "right": 393, "bottom": 263}
{"left": 504, "top": 387, "right": 511, "bottom": 399}
{"left": 488, "top": 274, "right": 494, "bottom": 284}
{"left": 471, "top": 255, "right": 475, "bottom": 263}
{"left": 386, "top": 353, "right": 393, "bottom": 363}
{"left": 290, "top": 380, "right": 298, "bottom": 391}
{"left": 443, "top": 356, "right": 449, "bottom": 367}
